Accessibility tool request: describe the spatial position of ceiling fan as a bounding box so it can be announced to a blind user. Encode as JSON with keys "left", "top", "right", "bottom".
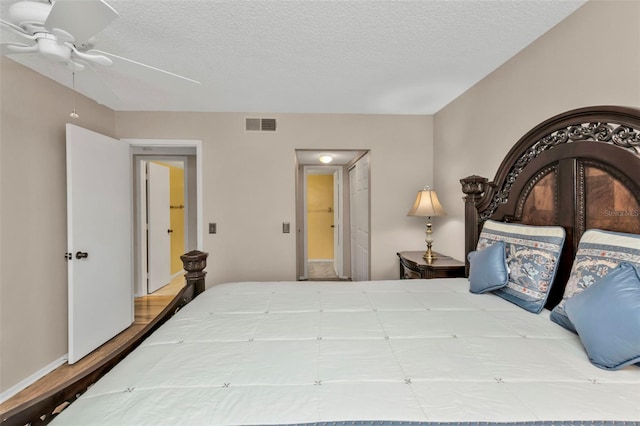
{"left": 0, "top": 0, "right": 200, "bottom": 104}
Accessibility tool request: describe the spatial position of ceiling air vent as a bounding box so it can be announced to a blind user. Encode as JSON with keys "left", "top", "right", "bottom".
{"left": 245, "top": 118, "right": 277, "bottom": 132}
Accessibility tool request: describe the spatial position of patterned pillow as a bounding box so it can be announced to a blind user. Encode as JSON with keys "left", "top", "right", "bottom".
{"left": 477, "top": 220, "right": 566, "bottom": 314}
{"left": 550, "top": 229, "right": 640, "bottom": 332}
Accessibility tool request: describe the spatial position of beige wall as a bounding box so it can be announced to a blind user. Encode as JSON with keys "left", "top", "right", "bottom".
{"left": 433, "top": 0, "right": 640, "bottom": 261}
{"left": 115, "top": 112, "right": 434, "bottom": 285}
{"left": 0, "top": 57, "right": 116, "bottom": 392}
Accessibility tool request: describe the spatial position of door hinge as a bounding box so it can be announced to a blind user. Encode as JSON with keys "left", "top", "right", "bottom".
{"left": 64, "top": 252, "right": 72, "bottom": 260}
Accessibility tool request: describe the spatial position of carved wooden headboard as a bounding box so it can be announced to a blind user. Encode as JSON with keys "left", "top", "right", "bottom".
{"left": 460, "top": 105, "right": 640, "bottom": 309}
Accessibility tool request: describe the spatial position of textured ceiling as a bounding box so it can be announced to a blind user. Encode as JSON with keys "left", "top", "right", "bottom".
{"left": 1, "top": 0, "right": 586, "bottom": 114}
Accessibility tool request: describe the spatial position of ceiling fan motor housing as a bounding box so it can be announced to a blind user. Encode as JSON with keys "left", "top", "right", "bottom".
{"left": 36, "top": 33, "right": 71, "bottom": 62}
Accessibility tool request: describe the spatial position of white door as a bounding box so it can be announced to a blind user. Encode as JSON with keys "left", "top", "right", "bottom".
{"left": 333, "top": 169, "right": 343, "bottom": 278}
{"left": 66, "top": 124, "right": 133, "bottom": 364}
{"left": 349, "top": 154, "right": 370, "bottom": 281}
{"left": 147, "top": 162, "right": 172, "bottom": 293}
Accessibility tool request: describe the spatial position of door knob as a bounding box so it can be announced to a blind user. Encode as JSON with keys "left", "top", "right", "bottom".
{"left": 167, "top": 229, "right": 174, "bottom": 234}
{"left": 75, "top": 251, "right": 88, "bottom": 259}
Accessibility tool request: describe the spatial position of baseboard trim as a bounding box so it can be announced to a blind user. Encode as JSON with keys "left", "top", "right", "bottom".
{"left": 0, "top": 354, "right": 68, "bottom": 404}
{"left": 308, "top": 259, "right": 334, "bottom": 263}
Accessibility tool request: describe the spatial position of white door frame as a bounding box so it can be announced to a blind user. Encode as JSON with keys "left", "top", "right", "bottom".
{"left": 124, "top": 139, "right": 203, "bottom": 296}
{"left": 302, "top": 165, "right": 344, "bottom": 279}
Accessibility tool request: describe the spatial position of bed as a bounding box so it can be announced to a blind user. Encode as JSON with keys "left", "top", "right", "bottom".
{"left": 52, "top": 106, "right": 639, "bottom": 425}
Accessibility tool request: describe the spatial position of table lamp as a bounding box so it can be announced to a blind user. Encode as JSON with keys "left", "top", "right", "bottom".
{"left": 407, "top": 186, "right": 447, "bottom": 261}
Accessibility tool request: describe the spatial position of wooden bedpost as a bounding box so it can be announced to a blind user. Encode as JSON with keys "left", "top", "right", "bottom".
{"left": 460, "top": 175, "right": 488, "bottom": 276}
{"left": 180, "top": 250, "right": 209, "bottom": 297}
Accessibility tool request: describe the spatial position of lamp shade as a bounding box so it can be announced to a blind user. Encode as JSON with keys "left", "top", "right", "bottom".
{"left": 407, "top": 188, "right": 447, "bottom": 217}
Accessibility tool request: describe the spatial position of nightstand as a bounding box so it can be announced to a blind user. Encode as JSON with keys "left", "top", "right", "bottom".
{"left": 397, "top": 251, "right": 465, "bottom": 279}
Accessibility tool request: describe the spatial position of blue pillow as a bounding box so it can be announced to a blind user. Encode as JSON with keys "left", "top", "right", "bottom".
{"left": 468, "top": 241, "right": 509, "bottom": 294}
{"left": 550, "top": 229, "right": 640, "bottom": 333}
{"left": 565, "top": 262, "right": 640, "bottom": 370}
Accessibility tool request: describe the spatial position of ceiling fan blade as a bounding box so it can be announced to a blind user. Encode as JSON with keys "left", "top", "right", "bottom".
{"left": 88, "top": 49, "right": 201, "bottom": 86}
{"left": 2, "top": 42, "right": 38, "bottom": 54}
{"left": 0, "top": 19, "right": 37, "bottom": 41}
{"left": 74, "top": 61, "right": 122, "bottom": 108}
{"left": 51, "top": 28, "right": 76, "bottom": 44}
{"left": 45, "top": 0, "right": 118, "bottom": 48}
{"left": 1, "top": 42, "right": 36, "bottom": 56}
{"left": 68, "top": 43, "right": 112, "bottom": 66}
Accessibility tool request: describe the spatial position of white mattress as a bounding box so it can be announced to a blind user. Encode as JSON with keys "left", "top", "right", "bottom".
{"left": 53, "top": 279, "right": 640, "bottom": 425}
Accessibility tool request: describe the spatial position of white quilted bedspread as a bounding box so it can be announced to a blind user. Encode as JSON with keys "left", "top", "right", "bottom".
{"left": 53, "top": 279, "right": 640, "bottom": 425}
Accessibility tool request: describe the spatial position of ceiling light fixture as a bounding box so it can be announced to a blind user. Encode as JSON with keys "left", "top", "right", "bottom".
{"left": 319, "top": 154, "right": 333, "bottom": 164}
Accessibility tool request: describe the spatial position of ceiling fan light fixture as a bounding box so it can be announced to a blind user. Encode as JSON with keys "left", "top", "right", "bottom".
{"left": 319, "top": 154, "right": 333, "bottom": 164}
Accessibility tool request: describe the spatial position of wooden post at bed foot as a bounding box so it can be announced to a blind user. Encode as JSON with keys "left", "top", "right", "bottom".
{"left": 460, "top": 175, "right": 488, "bottom": 276}
{"left": 180, "top": 250, "right": 209, "bottom": 297}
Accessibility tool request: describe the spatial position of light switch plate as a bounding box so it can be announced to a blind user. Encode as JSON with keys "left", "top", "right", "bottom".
{"left": 283, "top": 222, "right": 290, "bottom": 233}
{"left": 209, "top": 223, "right": 216, "bottom": 234}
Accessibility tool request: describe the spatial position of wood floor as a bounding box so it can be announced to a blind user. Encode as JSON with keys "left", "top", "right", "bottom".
{"left": 0, "top": 276, "right": 185, "bottom": 417}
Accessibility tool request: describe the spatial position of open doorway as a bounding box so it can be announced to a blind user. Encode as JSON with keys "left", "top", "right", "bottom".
{"left": 127, "top": 139, "right": 203, "bottom": 297}
{"left": 295, "top": 149, "right": 369, "bottom": 281}
{"left": 137, "top": 159, "right": 187, "bottom": 294}
{"left": 305, "top": 166, "right": 342, "bottom": 279}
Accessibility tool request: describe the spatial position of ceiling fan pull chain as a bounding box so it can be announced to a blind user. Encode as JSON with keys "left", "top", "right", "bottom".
{"left": 70, "top": 65, "right": 79, "bottom": 119}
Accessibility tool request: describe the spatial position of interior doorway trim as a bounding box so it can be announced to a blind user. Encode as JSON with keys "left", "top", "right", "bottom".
{"left": 124, "top": 139, "right": 203, "bottom": 296}
{"left": 124, "top": 139, "right": 203, "bottom": 248}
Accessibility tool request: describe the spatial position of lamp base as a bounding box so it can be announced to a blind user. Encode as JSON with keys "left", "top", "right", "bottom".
{"left": 423, "top": 244, "right": 438, "bottom": 262}
{"left": 422, "top": 221, "right": 437, "bottom": 263}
